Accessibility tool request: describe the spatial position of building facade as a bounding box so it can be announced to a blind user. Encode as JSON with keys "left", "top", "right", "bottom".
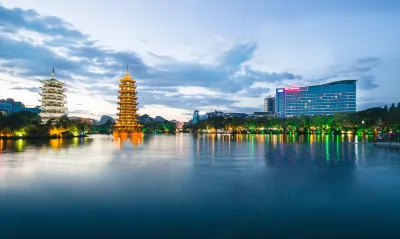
{"left": 222, "top": 113, "right": 249, "bottom": 119}
{"left": 249, "top": 112, "right": 274, "bottom": 118}
{"left": 275, "top": 80, "right": 357, "bottom": 117}
{"left": 205, "top": 110, "right": 224, "bottom": 119}
{"left": 264, "top": 96, "right": 275, "bottom": 113}
{"left": 192, "top": 110, "right": 200, "bottom": 124}
{"left": 0, "top": 98, "right": 40, "bottom": 115}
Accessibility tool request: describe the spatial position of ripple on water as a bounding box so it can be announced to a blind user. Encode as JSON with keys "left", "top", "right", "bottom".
{"left": 1, "top": 134, "right": 400, "bottom": 238}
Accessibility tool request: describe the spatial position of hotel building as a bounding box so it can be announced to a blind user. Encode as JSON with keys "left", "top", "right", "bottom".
{"left": 275, "top": 80, "right": 357, "bottom": 117}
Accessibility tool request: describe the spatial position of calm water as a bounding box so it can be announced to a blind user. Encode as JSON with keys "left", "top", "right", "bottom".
{"left": 1, "top": 134, "right": 400, "bottom": 238}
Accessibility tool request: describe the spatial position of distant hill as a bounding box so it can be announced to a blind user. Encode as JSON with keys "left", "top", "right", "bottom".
{"left": 154, "top": 116, "right": 167, "bottom": 122}
{"left": 94, "top": 115, "right": 115, "bottom": 125}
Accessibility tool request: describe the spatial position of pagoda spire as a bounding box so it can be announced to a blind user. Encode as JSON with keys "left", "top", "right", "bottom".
{"left": 126, "top": 65, "right": 129, "bottom": 76}
{"left": 52, "top": 66, "right": 55, "bottom": 78}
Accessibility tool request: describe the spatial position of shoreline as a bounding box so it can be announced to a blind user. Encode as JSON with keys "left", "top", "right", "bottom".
{"left": 0, "top": 135, "right": 88, "bottom": 140}
{"left": 192, "top": 132, "right": 371, "bottom": 135}
{"left": 0, "top": 132, "right": 378, "bottom": 140}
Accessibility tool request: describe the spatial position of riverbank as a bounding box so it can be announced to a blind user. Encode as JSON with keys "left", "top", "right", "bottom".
{"left": 0, "top": 135, "right": 88, "bottom": 140}
{"left": 193, "top": 132, "right": 368, "bottom": 135}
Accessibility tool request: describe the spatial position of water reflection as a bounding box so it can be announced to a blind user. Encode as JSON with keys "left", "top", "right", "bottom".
{"left": 0, "top": 137, "right": 94, "bottom": 153}
{"left": 113, "top": 132, "right": 144, "bottom": 149}
{"left": 1, "top": 134, "right": 400, "bottom": 238}
{"left": 191, "top": 134, "right": 376, "bottom": 169}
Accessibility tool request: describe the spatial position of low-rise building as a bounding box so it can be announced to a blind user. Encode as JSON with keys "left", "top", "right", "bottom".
{"left": 249, "top": 112, "right": 274, "bottom": 118}
{"left": 206, "top": 110, "right": 224, "bottom": 119}
{"left": 0, "top": 98, "right": 40, "bottom": 115}
{"left": 222, "top": 113, "right": 249, "bottom": 119}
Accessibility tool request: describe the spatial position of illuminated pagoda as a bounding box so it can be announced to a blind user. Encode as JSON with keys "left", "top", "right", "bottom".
{"left": 114, "top": 66, "right": 142, "bottom": 133}
{"left": 39, "top": 67, "right": 67, "bottom": 123}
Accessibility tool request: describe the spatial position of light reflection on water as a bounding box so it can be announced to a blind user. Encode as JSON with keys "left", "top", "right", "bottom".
{"left": 1, "top": 134, "right": 400, "bottom": 238}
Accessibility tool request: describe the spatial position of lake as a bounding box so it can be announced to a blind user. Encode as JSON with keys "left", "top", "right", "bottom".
{"left": 1, "top": 134, "right": 400, "bottom": 238}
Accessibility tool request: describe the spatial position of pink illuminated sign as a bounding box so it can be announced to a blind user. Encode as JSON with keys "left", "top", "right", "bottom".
{"left": 284, "top": 87, "right": 300, "bottom": 91}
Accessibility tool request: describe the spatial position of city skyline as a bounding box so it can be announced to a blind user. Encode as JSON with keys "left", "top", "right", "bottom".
{"left": 0, "top": 1, "right": 399, "bottom": 121}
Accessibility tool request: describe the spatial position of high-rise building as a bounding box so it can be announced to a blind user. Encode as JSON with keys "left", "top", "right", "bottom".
{"left": 264, "top": 95, "right": 275, "bottom": 113}
{"left": 192, "top": 110, "right": 199, "bottom": 124}
{"left": 275, "top": 80, "right": 357, "bottom": 117}
{"left": 39, "top": 68, "right": 67, "bottom": 123}
{"left": 114, "top": 66, "right": 142, "bottom": 133}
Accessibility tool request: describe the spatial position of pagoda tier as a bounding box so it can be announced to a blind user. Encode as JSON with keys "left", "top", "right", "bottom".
{"left": 39, "top": 67, "right": 67, "bottom": 123}
{"left": 114, "top": 66, "right": 143, "bottom": 133}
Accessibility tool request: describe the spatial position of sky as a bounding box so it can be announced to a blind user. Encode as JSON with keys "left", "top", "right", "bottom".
{"left": 0, "top": 0, "right": 399, "bottom": 121}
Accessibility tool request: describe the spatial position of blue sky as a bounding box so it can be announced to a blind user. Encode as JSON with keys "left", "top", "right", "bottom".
{"left": 0, "top": 0, "right": 399, "bottom": 121}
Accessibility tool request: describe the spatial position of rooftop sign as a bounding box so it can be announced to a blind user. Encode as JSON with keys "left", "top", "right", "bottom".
{"left": 284, "top": 86, "right": 308, "bottom": 92}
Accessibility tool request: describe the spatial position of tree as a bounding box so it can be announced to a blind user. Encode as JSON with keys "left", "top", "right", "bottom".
{"left": 384, "top": 105, "right": 388, "bottom": 112}
{"left": 389, "top": 103, "right": 396, "bottom": 114}
{"left": 55, "top": 115, "right": 72, "bottom": 128}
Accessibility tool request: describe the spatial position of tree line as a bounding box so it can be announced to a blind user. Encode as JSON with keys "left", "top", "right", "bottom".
{"left": 185, "top": 103, "right": 400, "bottom": 134}
{"left": 2, "top": 103, "right": 399, "bottom": 137}
{"left": 0, "top": 112, "right": 92, "bottom": 138}
{"left": 0, "top": 111, "right": 177, "bottom": 137}
{"left": 141, "top": 121, "right": 176, "bottom": 133}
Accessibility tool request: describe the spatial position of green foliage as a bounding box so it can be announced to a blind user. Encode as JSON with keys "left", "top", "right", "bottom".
{"left": 184, "top": 103, "right": 400, "bottom": 134}
{"left": 92, "top": 119, "right": 113, "bottom": 134}
{"left": 0, "top": 112, "right": 93, "bottom": 137}
{"left": 141, "top": 121, "right": 176, "bottom": 133}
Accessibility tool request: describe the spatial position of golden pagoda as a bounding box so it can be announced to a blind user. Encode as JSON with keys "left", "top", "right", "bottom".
{"left": 113, "top": 66, "right": 143, "bottom": 133}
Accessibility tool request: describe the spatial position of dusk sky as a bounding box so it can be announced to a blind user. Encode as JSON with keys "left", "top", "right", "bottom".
{"left": 0, "top": 0, "right": 399, "bottom": 121}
